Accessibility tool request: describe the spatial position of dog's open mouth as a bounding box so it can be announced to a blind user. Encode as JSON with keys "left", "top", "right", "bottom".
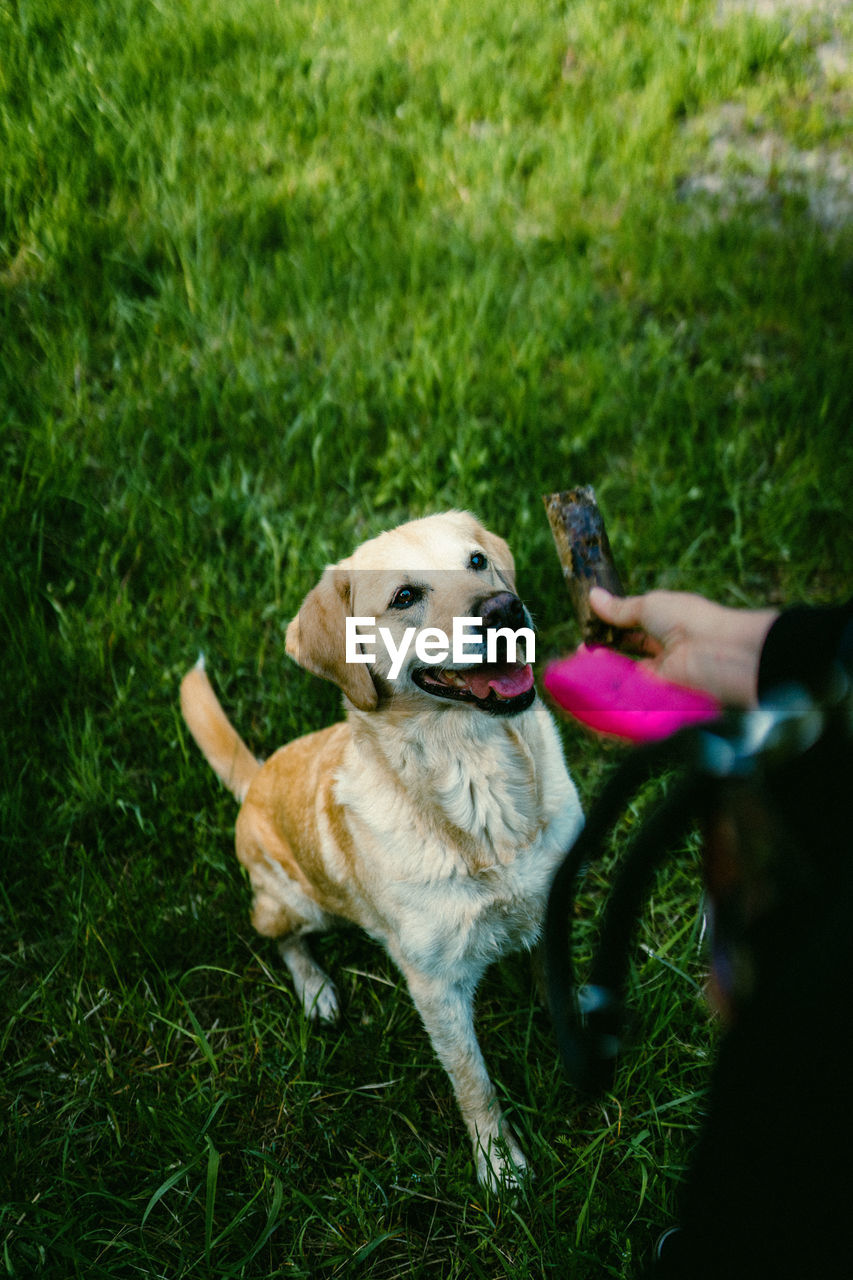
{"left": 412, "top": 663, "right": 536, "bottom": 716}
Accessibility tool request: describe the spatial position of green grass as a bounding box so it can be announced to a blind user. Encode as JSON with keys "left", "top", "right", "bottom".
{"left": 2, "top": 0, "right": 852, "bottom": 1274}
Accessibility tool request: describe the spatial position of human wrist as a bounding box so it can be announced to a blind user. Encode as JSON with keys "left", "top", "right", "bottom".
{"left": 712, "top": 607, "right": 780, "bottom": 707}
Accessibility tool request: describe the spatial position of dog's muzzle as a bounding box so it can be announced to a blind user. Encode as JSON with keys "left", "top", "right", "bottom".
{"left": 412, "top": 592, "right": 537, "bottom": 717}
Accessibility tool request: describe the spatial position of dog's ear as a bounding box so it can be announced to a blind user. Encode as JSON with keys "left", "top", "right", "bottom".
{"left": 477, "top": 527, "right": 517, "bottom": 593}
{"left": 285, "top": 566, "right": 379, "bottom": 712}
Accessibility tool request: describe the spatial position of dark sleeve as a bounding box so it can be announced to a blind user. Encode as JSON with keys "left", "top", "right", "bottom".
{"left": 758, "top": 599, "right": 853, "bottom": 700}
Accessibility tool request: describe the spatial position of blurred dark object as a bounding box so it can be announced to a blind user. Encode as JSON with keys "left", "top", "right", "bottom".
{"left": 546, "top": 601, "right": 853, "bottom": 1279}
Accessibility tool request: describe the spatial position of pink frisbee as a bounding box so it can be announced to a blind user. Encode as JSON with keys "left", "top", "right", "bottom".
{"left": 544, "top": 646, "right": 720, "bottom": 743}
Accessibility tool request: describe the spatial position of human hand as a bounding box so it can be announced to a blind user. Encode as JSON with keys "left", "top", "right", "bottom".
{"left": 589, "top": 587, "right": 780, "bottom": 708}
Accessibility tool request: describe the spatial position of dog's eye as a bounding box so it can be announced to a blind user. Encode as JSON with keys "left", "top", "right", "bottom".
{"left": 390, "top": 585, "right": 423, "bottom": 610}
{"left": 469, "top": 552, "right": 488, "bottom": 572}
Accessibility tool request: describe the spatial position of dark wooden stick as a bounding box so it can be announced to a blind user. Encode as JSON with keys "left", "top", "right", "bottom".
{"left": 543, "top": 486, "right": 627, "bottom": 648}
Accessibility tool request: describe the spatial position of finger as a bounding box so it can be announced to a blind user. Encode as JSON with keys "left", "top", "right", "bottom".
{"left": 623, "top": 629, "right": 662, "bottom": 659}
{"left": 588, "top": 589, "right": 661, "bottom": 658}
{"left": 589, "top": 587, "right": 644, "bottom": 628}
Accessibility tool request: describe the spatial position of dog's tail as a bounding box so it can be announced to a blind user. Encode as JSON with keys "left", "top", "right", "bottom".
{"left": 180, "top": 656, "right": 262, "bottom": 803}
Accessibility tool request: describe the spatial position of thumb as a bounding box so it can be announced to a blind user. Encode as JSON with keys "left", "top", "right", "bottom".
{"left": 589, "top": 587, "right": 642, "bottom": 628}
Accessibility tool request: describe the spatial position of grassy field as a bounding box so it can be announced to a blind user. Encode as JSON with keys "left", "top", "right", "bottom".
{"left": 2, "top": 0, "right": 852, "bottom": 1274}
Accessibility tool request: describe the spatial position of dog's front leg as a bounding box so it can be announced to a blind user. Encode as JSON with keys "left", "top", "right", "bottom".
{"left": 401, "top": 966, "right": 527, "bottom": 1189}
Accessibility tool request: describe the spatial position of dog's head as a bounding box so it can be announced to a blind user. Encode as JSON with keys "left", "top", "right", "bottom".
{"left": 285, "top": 511, "right": 537, "bottom": 717}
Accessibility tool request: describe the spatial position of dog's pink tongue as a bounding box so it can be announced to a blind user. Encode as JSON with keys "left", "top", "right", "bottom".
{"left": 467, "top": 664, "right": 535, "bottom": 700}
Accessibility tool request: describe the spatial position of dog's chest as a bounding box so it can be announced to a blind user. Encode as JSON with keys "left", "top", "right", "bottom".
{"left": 343, "top": 762, "right": 581, "bottom": 972}
{"left": 387, "top": 838, "right": 560, "bottom": 975}
{"left": 336, "top": 711, "right": 583, "bottom": 976}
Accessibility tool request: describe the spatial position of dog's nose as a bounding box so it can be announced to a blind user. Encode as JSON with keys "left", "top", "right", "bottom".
{"left": 478, "top": 592, "right": 527, "bottom": 632}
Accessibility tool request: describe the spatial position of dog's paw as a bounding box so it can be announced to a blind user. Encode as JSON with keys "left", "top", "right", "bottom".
{"left": 278, "top": 938, "right": 340, "bottom": 1025}
{"left": 476, "top": 1131, "right": 529, "bottom": 1193}
{"left": 304, "top": 976, "right": 341, "bottom": 1025}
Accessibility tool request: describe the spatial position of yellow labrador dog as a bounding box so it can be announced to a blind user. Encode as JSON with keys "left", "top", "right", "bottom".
{"left": 180, "top": 511, "right": 583, "bottom": 1187}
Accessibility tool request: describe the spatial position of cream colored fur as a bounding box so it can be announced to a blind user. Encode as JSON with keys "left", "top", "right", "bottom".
{"left": 180, "top": 511, "right": 583, "bottom": 1187}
